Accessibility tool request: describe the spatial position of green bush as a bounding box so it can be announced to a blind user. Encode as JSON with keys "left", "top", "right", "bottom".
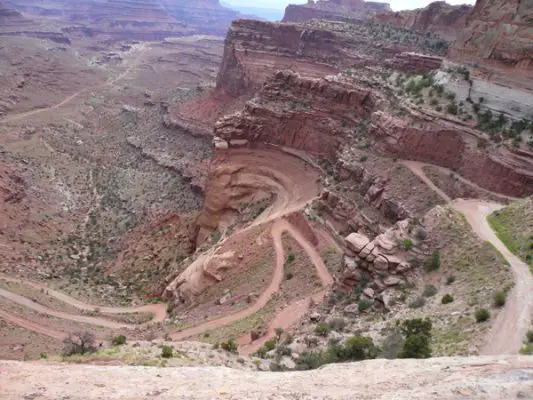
{"left": 400, "top": 333, "right": 432, "bottom": 359}
{"left": 358, "top": 299, "right": 372, "bottom": 312}
{"left": 422, "top": 285, "right": 438, "bottom": 297}
{"left": 527, "top": 330, "right": 533, "bottom": 343}
{"left": 424, "top": 251, "right": 440, "bottom": 272}
{"left": 111, "top": 335, "right": 126, "bottom": 346}
{"left": 315, "top": 323, "right": 331, "bottom": 337}
{"left": 441, "top": 294, "right": 454, "bottom": 304}
{"left": 161, "top": 345, "right": 173, "bottom": 358}
{"left": 342, "top": 336, "right": 379, "bottom": 361}
{"left": 446, "top": 275, "right": 456, "bottom": 285}
{"left": 220, "top": 339, "right": 238, "bottom": 353}
{"left": 492, "top": 291, "right": 506, "bottom": 308}
{"left": 446, "top": 103, "right": 458, "bottom": 115}
{"left": 475, "top": 308, "right": 490, "bottom": 323}
{"left": 286, "top": 253, "right": 295, "bottom": 264}
{"left": 399, "top": 318, "right": 432, "bottom": 359}
{"left": 402, "top": 239, "right": 414, "bottom": 250}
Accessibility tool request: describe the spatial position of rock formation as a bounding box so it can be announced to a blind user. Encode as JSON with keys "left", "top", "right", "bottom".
{"left": 449, "top": 0, "right": 533, "bottom": 73}
{"left": 375, "top": 1, "right": 472, "bottom": 41}
{"left": 3, "top": 357, "right": 533, "bottom": 399}
{"left": 283, "top": 0, "right": 391, "bottom": 23}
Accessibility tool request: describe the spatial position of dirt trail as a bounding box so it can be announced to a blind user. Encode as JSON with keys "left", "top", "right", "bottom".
{"left": 404, "top": 161, "right": 533, "bottom": 354}
{"left": 0, "top": 274, "right": 166, "bottom": 324}
{"left": 0, "top": 309, "right": 65, "bottom": 340}
{"left": 453, "top": 200, "right": 533, "bottom": 355}
{"left": 1, "top": 45, "right": 146, "bottom": 124}
{"left": 170, "top": 219, "right": 333, "bottom": 342}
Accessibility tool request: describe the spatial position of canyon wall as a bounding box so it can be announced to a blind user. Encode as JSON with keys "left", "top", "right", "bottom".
{"left": 283, "top": 0, "right": 390, "bottom": 23}
{"left": 375, "top": 1, "right": 472, "bottom": 41}
{"left": 215, "top": 19, "right": 443, "bottom": 97}
{"left": 214, "top": 70, "right": 533, "bottom": 198}
{"left": 449, "top": 0, "right": 533, "bottom": 73}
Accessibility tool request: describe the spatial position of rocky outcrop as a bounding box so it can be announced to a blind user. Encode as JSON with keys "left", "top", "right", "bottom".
{"left": 340, "top": 221, "right": 414, "bottom": 294}
{"left": 283, "top": 0, "right": 391, "bottom": 23}
{"left": 3, "top": 357, "right": 533, "bottom": 399}
{"left": 449, "top": 0, "right": 533, "bottom": 73}
{"left": 215, "top": 19, "right": 443, "bottom": 98}
{"left": 375, "top": 1, "right": 472, "bottom": 41}
{"left": 213, "top": 69, "right": 533, "bottom": 198}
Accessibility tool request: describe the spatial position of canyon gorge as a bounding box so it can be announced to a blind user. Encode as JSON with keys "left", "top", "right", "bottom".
{"left": 1, "top": 0, "right": 533, "bottom": 398}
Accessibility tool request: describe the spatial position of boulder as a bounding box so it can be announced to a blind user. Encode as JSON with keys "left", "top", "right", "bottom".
{"left": 359, "top": 242, "right": 375, "bottom": 259}
{"left": 373, "top": 255, "right": 389, "bottom": 271}
{"left": 345, "top": 232, "right": 370, "bottom": 253}
{"left": 384, "top": 276, "right": 403, "bottom": 287}
{"left": 343, "top": 303, "right": 359, "bottom": 316}
{"left": 363, "top": 287, "right": 375, "bottom": 299}
{"left": 309, "top": 312, "right": 321, "bottom": 322}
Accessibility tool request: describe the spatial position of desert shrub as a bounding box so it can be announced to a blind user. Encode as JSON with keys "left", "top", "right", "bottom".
{"left": 220, "top": 339, "right": 238, "bottom": 353}
{"left": 263, "top": 338, "right": 276, "bottom": 352}
{"left": 400, "top": 333, "right": 432, "bottom": 359}
{"left": 274, "top": 327, "right": 284, "bottom": 342}
{"left": 360, "top": 155, "right": 368, "bottom": 162}
{"left": 328, "top": 318, "right": 346, "bottom": 333}
{"left": 446, "top": 92, "right": 456, "bottom": 101}
{"left": 315, "top": 323, "right": 331, "bottom": 337}
{"left": 447, "top": 103, "right": 458, "bottom": 115}
{"left": 62, "top": 331, "right": 96, "bottom": 356}
{"left": 111, "top": 335, "right": 126, "bottom": 346}
{"left": 446, "top": 275, "right": 456, "bottom": 285}
{"left": 436, "top": 105, "right": 443, "bottom": 112}
{"left": 422, "top": 285, "right": 438, "bottom": 297}
{"left": 211, "top": 231, "right": 221, "bottom": 243}
{"left": 402, "top": 239, "right": 414, "bottom": 250}
{"left": 492, "top": 291, "right": 506, "bottom": 308}
{"left": 424, "top": 251, "right": 440, "bottom": 272}
{"left": 520, "top": 343, "right": 533, "bottom": 355}
{"left": 408, "top": 297, "right": 425, "bottom": 309}
{"left": 341, "top": 336, "right": 378, "bottom": 361}
{"left": 475, "top": 308, "right": 490, "bottom": 323}
{"left": 161, "top": 345, "right": 173, "bottom": 358}
{"left": 285, "top": 272, "right": 294, "bottom": 280}
{"left": 441, "top": 294, "right": 454, "bottom": 304}
{"left": 399, "top": 318, "right": 432, "bottom": 359}
{"left": 358, "top": 299, "right": 372, "bottom": 311}
{"left": 527, "top": 330, "right": 533, "bottom": 343}
{"left": 286, "top": 253, "right": 295, "bottom": 264}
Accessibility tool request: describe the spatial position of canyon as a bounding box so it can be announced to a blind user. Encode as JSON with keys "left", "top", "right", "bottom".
{"left": 0, "top": 0, "right": 533, "bottom": 397}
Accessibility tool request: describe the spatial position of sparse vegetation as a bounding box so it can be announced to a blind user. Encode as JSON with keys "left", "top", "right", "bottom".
{"left": 492, "top": 291, "right": 506, "bottom": 308}
{"left": 399, "top": 318, "right": 432, "bottom": 359}
{"left": 422, "top": 284, "right": 438, "bottom": 298}
{"left": 475, "top": 308, "right": 490, "bottom": 323}
{"left": 441, "top": 294, "right": 454, "bottom": 304}
{"left": 161, "top": 345, "right": 173, "bottom": 358}
{"left": 111, "top": 335, "right": 127, "bottom": 346}
{"left": 315, "top": 323, "right": 331, "bottom": 337}
{"left": 424, "top": 251, "right": 441, "bottom": 273}
{"left": 62, "top": 331, "right": 96, "bottom": 356}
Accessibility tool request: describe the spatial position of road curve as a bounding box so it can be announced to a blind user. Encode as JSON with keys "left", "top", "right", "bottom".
{"left": 453, "top": 199, "right": 533, "bottom": 355}
{"left": 170, "top": 219, "right": 333, "bottom": 342}
{"left": 404, "top": 161, "right": 533, "bottom": 354}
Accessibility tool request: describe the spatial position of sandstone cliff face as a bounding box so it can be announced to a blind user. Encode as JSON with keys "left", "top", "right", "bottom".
{"left": 449, "top": 0, "right": 533, "bottom": 73}
{"left": 283, "top": 0, "right": 390, "bottom": 23}
{"left": 375, "top": 1, "right": 472, "bottom": 41}
{"left": 215, "top": 19, "right": 444, "bottom": 98}
{"left": 214, "top": 70, "right": 533, "bottom": 198}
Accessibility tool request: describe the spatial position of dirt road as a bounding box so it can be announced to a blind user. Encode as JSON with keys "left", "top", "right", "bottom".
{"left": 170, "top": 219, "right": 333, "bottom": 342}
{"left": 453, "top": 199, "right": 533, "bottom": 355}
{"left": 404, "top": 161, "right": 533, "bottom": 354}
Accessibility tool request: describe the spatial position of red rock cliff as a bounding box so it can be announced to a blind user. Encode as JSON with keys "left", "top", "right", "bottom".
{"left": 375, "top": 1, "right": 472, "bottom": 41}
{"left": 283, "top": 0, "right": 390, "bottom": 23}
{"left": 449, "top": 0, "right": 533, "bottom": 73}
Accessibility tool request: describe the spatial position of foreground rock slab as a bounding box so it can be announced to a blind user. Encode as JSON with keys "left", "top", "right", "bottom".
{"left": 2, "top": 357, "right": 533, "bottom": 399}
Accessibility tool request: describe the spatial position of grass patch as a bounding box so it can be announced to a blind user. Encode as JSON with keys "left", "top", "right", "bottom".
{"left": 488, "top": 202, "right": 533, "bottom": 272}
